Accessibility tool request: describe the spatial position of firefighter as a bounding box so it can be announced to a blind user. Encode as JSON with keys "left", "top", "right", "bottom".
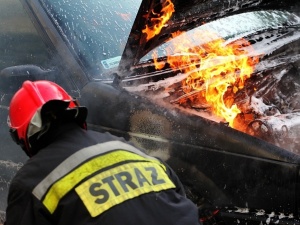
{"left": 4, "top": 80, "right": 200, "bottom": 225}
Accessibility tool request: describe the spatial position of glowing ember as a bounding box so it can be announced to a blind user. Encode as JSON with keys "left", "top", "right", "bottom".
{"left": 142, "top": 0, "right": 175, "bottom": 41}
{"left": 153, "top": 30, "right": 259, "bottom": 127}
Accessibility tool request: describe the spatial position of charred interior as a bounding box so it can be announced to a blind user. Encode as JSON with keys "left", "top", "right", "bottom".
{"left": 123, "top": 22, "right": 300, "bottom": 154}
{"left": 114, "top": 0, "right": 300, "bottom": 154}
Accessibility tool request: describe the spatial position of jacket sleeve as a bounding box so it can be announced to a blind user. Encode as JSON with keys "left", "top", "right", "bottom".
{"left": 5, "top": 181, "right": 53, "bottom": 225}
{"left": 157, "top": 159, "right": 187, "bottom": 197}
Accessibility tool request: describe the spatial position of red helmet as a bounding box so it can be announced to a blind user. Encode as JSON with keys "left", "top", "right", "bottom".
{"left": 8, "top": 80, "right": 80, "bottom": 153}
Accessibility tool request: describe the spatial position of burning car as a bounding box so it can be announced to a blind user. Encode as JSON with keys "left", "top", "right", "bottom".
{"left": 1, "top": 0, "right": 300, "bottom": 224}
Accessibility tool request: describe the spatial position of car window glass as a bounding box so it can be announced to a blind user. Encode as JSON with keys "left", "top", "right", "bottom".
{"left": 0, "top": 0, "right": 51, "bottom": 71}
{"left": 0, "top": 0, "right": 46, "bottom": 214}
{"left": 40, "top": 0, "right": 142, "bottom": 77}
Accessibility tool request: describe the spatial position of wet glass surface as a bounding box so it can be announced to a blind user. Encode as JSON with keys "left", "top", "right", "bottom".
{"left": 41, "top": 0, "right": 142, "bottom": 77}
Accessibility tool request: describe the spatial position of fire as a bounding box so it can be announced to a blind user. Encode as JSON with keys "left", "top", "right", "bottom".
{"left": 153, "top": 30, "right": 259, "bottom": 127}
{"left": 142, "top": 0, "right": 175, "bottom": 41}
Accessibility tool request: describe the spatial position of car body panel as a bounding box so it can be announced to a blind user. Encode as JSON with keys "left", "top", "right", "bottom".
{"left": 80, "top": 81, "right": 300, "bottom": 217}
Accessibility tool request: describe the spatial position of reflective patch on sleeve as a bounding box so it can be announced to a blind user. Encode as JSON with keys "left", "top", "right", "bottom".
{"left": 41, "top": 150, "right": 164, "bottom": 214}
{"left": 33, "top": 141, "right": 158, "bottom": 201}
{"left": 75, "top": 162, "right": 175, "bottom": 217}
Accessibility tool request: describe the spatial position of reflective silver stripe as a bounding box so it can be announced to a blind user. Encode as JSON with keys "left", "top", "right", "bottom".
{"left": 32, "top": 140, "right": 157, "bottom": 200}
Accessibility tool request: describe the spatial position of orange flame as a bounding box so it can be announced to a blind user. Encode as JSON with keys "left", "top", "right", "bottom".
{"left": 142, "top": 0, "right": 175, "bottom": 41}
{"left": 152, "top": 51, "right": 165, "bottom": 70}
{"left": 154, "top": 30, "right": 259, "bottom": 127}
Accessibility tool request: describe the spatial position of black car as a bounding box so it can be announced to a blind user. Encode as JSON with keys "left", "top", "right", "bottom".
{"left": 1, "top": 0, "right": 300, "bottom": 224}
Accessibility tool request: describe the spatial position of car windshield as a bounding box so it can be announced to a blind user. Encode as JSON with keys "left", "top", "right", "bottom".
{"left": 40, "top": 0, "right": 142, "bottom": 77}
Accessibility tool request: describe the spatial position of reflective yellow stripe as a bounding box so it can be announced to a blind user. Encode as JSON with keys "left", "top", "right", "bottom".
{"left": 76, "top": 162, "right": 175, "bottom": 217}
{"left": 33, "top": 141, "right": 157, "bottom": 200}
{"left": 42, "top": 150, "right": 165, "bottom": 214}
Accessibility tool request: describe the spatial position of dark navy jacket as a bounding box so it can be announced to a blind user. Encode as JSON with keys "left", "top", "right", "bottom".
{"left": 6, "top": 123, "right": 199, "bottom": 225}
